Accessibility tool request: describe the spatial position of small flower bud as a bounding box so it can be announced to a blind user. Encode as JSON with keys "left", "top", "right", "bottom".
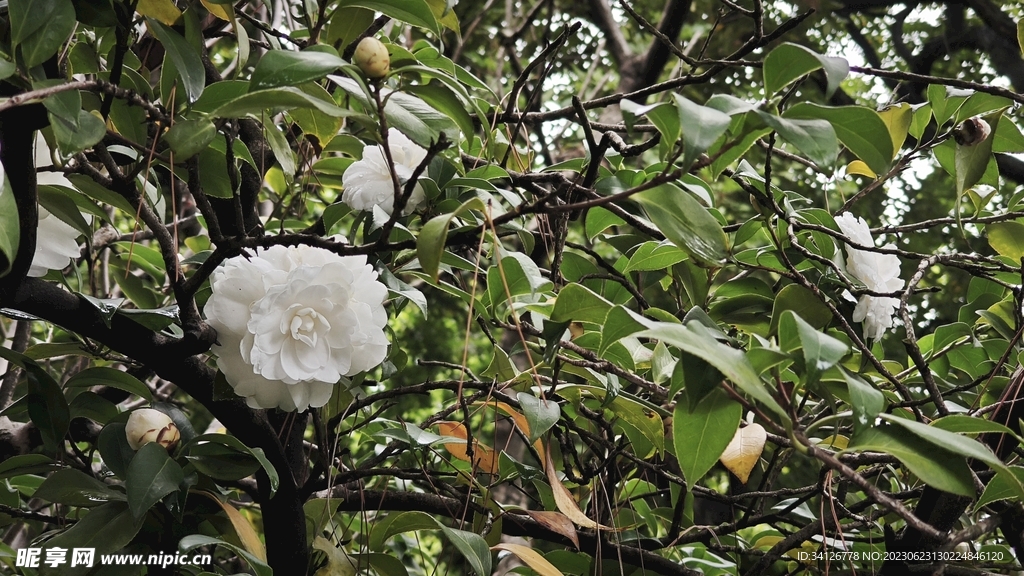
{"left": 125, "top": 408, "right": 180, "bottom": 451}
{"left": 953, "top": 117, "right": 991, "bottom": 146}
{"left": 354, "top": 37, "right": 390, "bottom": 79}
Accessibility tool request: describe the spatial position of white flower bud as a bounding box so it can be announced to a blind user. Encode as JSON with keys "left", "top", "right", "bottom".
{"left": 125, "top": 408, "right": 180, "bottom": 451}
{"left": 354, "top": 37, "right": 390, "bottom": 79}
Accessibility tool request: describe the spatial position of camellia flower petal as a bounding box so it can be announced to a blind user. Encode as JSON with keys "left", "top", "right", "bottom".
{"left": 342, "top": 128, "right": 427, "bottom": 215}
{"left": 203, "top": 243, "right": 389, "bottom": 411}
{"left": 835, "top": 213, "right": 904, "bottom": 340}
{"left": 28, "top": 207, "right": 85, "bottom": 277}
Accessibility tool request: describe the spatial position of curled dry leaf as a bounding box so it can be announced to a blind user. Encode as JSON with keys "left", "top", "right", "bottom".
{"left": 436, "top": 421, "right": 500, "bottom": 474}
{"left": 544, "top": 451, "right": 613, "bottom": 530}
{"left": 719, "top": 423, "right": 767, "bottom": 483}
{"left": 514, "top": 510, "right": 580, "bottom": 549}
{"left": 193, "top": 491, "right": 266, "bottom": 562}
{"left": 491, "top": 543, "right": 562, "bottom": 576}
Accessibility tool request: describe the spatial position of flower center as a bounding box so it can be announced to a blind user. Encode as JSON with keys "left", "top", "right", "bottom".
{"left": 289, "top": 306, "right": 331, "bottom": 347}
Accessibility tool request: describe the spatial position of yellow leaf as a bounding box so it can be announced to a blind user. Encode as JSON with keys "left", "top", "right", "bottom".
{"left": 425, "top": 0, "right": 460, "bottom": 34}
{"left": 719, "top": 423, "right": 766, "bottom": 484}
{"left": 437, "top": 421, "right": 500, "bottom": 474}
{"left": 202, "top": 0, "right": 234, "bottom": 21}
{"left": 193, "top": 491, "right": 267, "bottom": 561}
{"left": 877, "top": 102, "right": 912, "bottom": 159}
{"left": 136, "top": 0, "right": 182, "bottom": 25}
{"left": 544, "top": 451, "right": 612, "bottom": 530}
{"left": 492, "top": 543, "right": 562, "bottom": 576}
{"left": 818, "top": 434, "right": 849, "bottom": 450}
{"left": 846, "top": 160, "right": 876, "bottom": 179}
{"left": 312, "top": 536, "right": 357, "bottom": 576}
{"left": 516, "top": 510, "right": 579, "bottom": 548}
{"left": 488, "top": 401, "right": 546, "bottom": 460}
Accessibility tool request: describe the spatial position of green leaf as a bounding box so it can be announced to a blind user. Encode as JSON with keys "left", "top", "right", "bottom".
{"left": 50, "top": 110, "right": 106, "bottom": 155}
{"left": 635, "top": 183, "right": 728, "bottom": 265}
{"left": 550, "top": 283, "right": 614, "bottom": 324}
{"left": 65, "top": 366, "right": 154, "bottom": 402}
{"left": 979, "top": 466, "right": 1024, "bottom": 508}
{"left": 672, "top": 387, "right": 741, "bottom": 484}
{"left": 779, "top": 311, "right": 847, "bottom": 386}
{"left": 126, "top": 442, "right": 185, "bottom": 521}
{"left": 327, "top": 7, "right": 376, "bottom": 46}
{"left": 98, "top": 423, "right": 136, "bottom": 480}
{"left": 37, "top": 186, "right": 92, "bottom": 237}
{"left": 955, "top": 113, "right": 1000, "bottom": 195}
{"left": 843, "top": 371, "right": 885, "bottom": 436}
{"left": 332, "top": 76, "right": 457, "bottom": 147}
{"left": 26, "top": 364, "right": 70, "bottom": 454}
{"left": 768, "top": 284, "right": 832, "bottom": 335}
{"left": 369, "top": 511, "right": 440, "bottom": 550}
{"left": 763, "top": 42, "right": 849, "bottom": 98}
{"left": 260, "top": 115, "right": 297, "bottom": 178}
{"left": 13, "top": 0, "right": 76, "bottom": 68}
{"left": 987, "top": 221, "right": 1024, "bottom": 260}
{"left": 37, "top": 502, "right": 142, "bottom": 576}
{"left": 405, "top": 82, "right": 472, "bottom": 138}
{"left": 673, "top": 94, "right": 732, "bottom": 171}
{"left": 179, "top": 535, "right": 272, "bottom": 576}
{"left": 757, "top": 112, "right": 839, "bottom": 168}
{"left": 849, "top": 424, "right": 975, "bottom": 497}
{"left": 0, "top": 174, "right": 19, "bottom": 278}
{"left": 164, "top": 118, "right": 217, "bottom": 159}
{"left": 624, "top": 241, "right": 687, "bottom": 273}
{"left": 249, "top": 50, "right": 346, "bottom": 91}
{"left": 784, "top": 103, "right": 893, "bottom": 175}
{"left": 436, "top": 523, "right": 492, "bottom": 575}
{"left": 517, "top": 392, "right": 560, "bottom": 442}
{"left": 639, "top": 322, "right": 790, "bottom": 424}
{"left": 68, "top": 173, "right": 137, "bottom": 214}
{"left": 1018, "top": 17, "right": 1024, "bottom": 58}
{"left": 599, "top": 305, "right": 648, "bottom": 356}
{"left": 147, "top": 19, "right": 205, "bottom": 103}
{"left": 335, "top": 0, "right": 440, "bottom": 34}
{"left": 184, "top": 442, "right": 262, "bottom": 481}
{"left": 197, "top": 146, "right": 237, "bottom": 199}
{"left": 585, "top": 207, "right": 626, "bottom": 240}
{"left": 289, "top": 83, "right": 345, "bottom": 146}
{"left": 909, "top": 103, "right": 932, "bottom": 140}
{"left": 931, "top": 414, "right": 1021, "bottom": 440}
{"left": 34, "top": 469, "right": 126, "bottom": 507}
{"left": 211, "top": 86, "right": 353, "bottom": 118}
{"left": 882, "top": 414, "right": 1022, "bottom": 497}
{"left": 417, "top": 198, "right": 485, "bottom": 281}
{"left": 0, "top": 454, "right": 60, "bottom": 479}
{"left": 179, "top": 434, "right": 279, "bottom": 496}
{"left": 621, "top": 100, "right": 679, "bottom": 145}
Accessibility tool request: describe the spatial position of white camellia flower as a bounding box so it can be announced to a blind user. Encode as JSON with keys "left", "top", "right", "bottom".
{"left": 204, "top": 243, "right": 389, "bottom": 411}
{"left": 835, "top": 213, "right": 905, "bottom": 341}
{"left": 342, "top": 128, "right": 427, "bottom": 216}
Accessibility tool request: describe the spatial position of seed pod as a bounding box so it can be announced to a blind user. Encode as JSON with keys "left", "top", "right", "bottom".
{"left": 354, "top": 37, "right": 390, "bottom": 79}
{"left": 953, "top": 117, "right": 991, "bottom": 146}
{"left": 125, "top": 408, "right": 180, "bottom": 451}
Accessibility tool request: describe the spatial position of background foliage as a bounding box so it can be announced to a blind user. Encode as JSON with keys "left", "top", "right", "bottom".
{"left": 2, "top": 0, "right": 1024, "bottom": 575}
